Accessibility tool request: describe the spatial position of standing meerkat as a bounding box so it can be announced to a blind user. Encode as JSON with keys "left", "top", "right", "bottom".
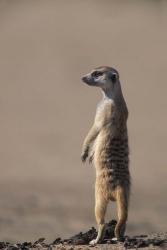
{"left": 81, "top": 66, "right": 130, "bottom": 245}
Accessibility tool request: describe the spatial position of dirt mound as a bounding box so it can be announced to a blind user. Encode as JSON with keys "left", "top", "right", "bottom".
{"left": 0, "top": 221, "right": 166, "bottom": 249}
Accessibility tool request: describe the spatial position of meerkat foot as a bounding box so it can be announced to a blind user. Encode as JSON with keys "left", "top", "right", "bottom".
{"left": 89, "top": 238, "right": 99, "bottom": 246}
{"left": 111, "top": 237, "right": 118, "bottom": 241}
{"left": 89, "top": 224, "right": 105, "bottom": 245}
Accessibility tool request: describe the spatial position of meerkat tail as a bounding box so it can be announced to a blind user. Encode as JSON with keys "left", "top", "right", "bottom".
{"left": 114, "top": 186, "right": 129, "bottom": 240}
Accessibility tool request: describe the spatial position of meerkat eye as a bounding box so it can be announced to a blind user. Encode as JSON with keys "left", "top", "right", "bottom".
{"left": 92, "top": 71, "right": 103, "bottom": 78}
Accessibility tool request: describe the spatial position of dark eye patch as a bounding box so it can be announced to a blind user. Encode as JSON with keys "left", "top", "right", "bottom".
{"left": 109, "top": 72, "right": 118, "bottom": 83}
{"left": 111, "top": 73, "right": 117, "bottom": 83}
{"left": 92, "top": 71, "right": 103, "bottom": 78}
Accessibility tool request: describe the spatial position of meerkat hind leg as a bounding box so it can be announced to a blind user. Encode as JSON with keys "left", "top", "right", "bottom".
{"left": 114, "top": 186, "right": 128, "bottom": 241}
{"left": 89, "top": 195, "right": 108, "bottom": 245}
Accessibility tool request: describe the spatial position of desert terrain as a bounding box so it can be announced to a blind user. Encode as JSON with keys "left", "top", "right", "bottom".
{"left": 0, "top": 0, "right": 166, "bottom": 243}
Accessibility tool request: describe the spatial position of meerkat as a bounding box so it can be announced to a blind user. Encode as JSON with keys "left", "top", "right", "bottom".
{"left": 81, "top": 66, "right": 130, "bottom": 245}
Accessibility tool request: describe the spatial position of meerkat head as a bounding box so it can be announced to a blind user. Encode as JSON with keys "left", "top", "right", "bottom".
{"left": 81, "top": 66, "right": 119, "bottom": 91}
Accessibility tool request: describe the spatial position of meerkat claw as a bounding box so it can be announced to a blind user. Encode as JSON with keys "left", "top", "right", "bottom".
{"left": 89, "top": 239, "right": 99, "bottom": 246}
{"left": 81, "top": 147, "right": 89, "bottom": 163}
{"left": 89, "top": 155, "right": 93, "bottom": 164}
{"left": 81, "top": 155, "right": 87, "bottom": 163}
{"left": 112, "top": 237, "right": 118, "bottom": 241}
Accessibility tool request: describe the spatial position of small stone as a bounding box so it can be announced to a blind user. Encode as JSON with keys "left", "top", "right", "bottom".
{"left": 52, "top": 237, "right": 62, "bottom": 245}
{"left": 0, "top": 242, "right": 6, "bottom": 249}
{"left": 34, "top": 237, "right": 45, "bottom": 244}
{"left": 48, "top": 246, "right": 53, "bottom": 250}
{"left": 8, "top": 245, "right": 19, "bottom": 250}
{"left": 34, "top": 243, "right": 42, "bottom": 248}
{"left": 60, "top": 247, "right": 66, "bottom": 250}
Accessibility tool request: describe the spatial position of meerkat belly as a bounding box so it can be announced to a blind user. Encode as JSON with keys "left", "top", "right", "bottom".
{"left": 94, "top": 130, "right": 130, "bottom": 198}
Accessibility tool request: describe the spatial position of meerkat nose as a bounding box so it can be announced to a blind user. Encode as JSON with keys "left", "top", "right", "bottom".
{"left": 82, "top": 76, "right": 87, "bottom": 82}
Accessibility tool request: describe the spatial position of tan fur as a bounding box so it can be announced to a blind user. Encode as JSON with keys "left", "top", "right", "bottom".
{"left": 81, "top": 66, "right": 131, "bottom": 244}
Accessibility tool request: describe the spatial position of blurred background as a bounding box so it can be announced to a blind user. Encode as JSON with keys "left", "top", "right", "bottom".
{"left": 0, "top": 0, "right": 166, "bottom": 242}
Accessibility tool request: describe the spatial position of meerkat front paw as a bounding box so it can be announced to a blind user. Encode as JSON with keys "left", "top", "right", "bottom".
{"left": 81, "top": 152, "right": 88, "bottom": 162}
{"left": 81, "top": 147, "right": 89, "bottom": 162}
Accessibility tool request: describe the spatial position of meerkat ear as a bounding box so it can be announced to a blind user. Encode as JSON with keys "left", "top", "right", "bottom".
{"left": 109, "top": 72, "right": 118, "bottom": 83}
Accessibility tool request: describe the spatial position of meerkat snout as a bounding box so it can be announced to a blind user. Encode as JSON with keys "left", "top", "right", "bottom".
{"left": 82, "top": 66, "right": 119, "bottom": 89}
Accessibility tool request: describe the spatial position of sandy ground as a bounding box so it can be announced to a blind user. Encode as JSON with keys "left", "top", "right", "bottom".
{"left": 0, "top": 0, "right": 166, "bottom": 243}
{"left": 0, "top": 231, "right": 166, "bottom": 250}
